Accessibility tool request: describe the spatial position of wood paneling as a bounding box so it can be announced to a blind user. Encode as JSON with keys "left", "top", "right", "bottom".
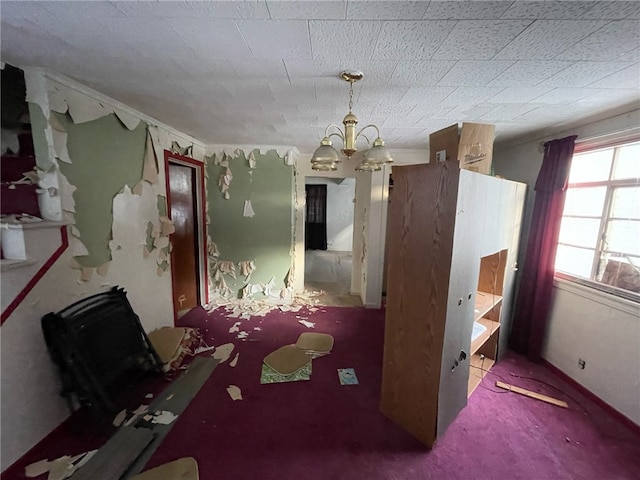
{"left": 380, "top": 161, "right": 460, "bottom": 447}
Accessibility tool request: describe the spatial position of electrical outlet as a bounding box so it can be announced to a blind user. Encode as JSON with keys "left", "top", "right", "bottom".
{"left": 578, "top": 358, "right": 586, "bottom": 370}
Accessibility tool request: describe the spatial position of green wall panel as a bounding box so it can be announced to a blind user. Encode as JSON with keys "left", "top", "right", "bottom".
{"left": 57, "top": 112, "right": 147, "bottom": 267}
{"left": 207, "top": 150, "right": 294, "bottom": 297}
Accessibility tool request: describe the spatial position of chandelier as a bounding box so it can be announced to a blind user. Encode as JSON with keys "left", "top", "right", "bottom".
{"left": 310, "top": 71, "right": 393, "bottom": 172}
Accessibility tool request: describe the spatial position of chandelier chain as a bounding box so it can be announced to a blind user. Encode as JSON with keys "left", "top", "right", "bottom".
{"left": 348, "top": 81, "right": 354, "bottom": 113}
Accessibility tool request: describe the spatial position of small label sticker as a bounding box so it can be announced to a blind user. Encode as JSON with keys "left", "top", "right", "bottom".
{"left": 436, "top": 150, "right": 447, "bottom": 162}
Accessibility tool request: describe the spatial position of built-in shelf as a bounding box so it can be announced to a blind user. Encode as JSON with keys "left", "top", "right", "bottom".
{"left": 471, "top": 317, "right": 500, "bottom": 355}
{"left": 474, "top": 290, "right": 502, "bottom": 321}
{"left": 468, "top": 354, "right": 495, "bottom": 395}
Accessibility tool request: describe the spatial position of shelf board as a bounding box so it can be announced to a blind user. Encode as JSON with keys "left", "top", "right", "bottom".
{"left": 474, "top": 290, "right": 502, "bottom": 321}
{"left": 470, "top": 318, "right": 500, "bottom": 355}
{"left": 468, "top": 354, "right": 495, "bottom": 396}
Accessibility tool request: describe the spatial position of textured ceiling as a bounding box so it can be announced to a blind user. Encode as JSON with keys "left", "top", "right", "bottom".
{"left": 1, "top": 0, "right": 639, "bottom": 151}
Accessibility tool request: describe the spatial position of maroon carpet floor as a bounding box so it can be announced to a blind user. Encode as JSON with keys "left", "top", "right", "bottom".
{"left": 3, "top": 305, "right": 639, "bottom": 480}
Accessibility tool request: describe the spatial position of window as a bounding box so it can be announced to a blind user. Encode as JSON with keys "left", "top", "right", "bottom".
{"left": 555, "top": 140, "right": 640, "bottom": 299}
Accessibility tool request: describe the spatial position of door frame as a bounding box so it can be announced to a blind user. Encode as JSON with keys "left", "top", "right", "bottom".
{"left": 164, "top": 150, "right": 208, "bottom": 322}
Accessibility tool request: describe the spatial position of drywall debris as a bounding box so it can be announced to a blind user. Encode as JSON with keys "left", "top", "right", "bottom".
{"left": 150, "top": 410, "right": 178, "bottom": 425}
{"left": 26, "top": 450, "right": 99, "bottom": 480}
{"left": 212, "top": 343, "right": 235, "bottom": 364}
{"left": 48, "top": 113, "right": 66, "bottom": 132}
{"left": 298, "top": 319, "right": 315, "bottom": 329}
{"left": 247, "top": 151, "right": 257, "bottom": 169}
{"left": 242, "top": 199, "right": 255, "bottom": 217}
{"left": 51, "top": 128, "right": 72, "bottom": 164}
{"left": 237, "top": 331, "right": 249, "bottom": 339}
{"left": 79, "top": 267, "right": 93, "bottom": 283}
{"left": 229, "top": 322, "right": 241, "bottom": 334}
{"left": 194, "top": 344, "right": 216, "bottom": 355}
{"left": 55, "top": 84, "right": 109, "bottom": 124}
{"left": 113, "top": 409, "right": 127, "bottom": 427}
{"left": 145, "top": 393, "right": 153, "bottom": 399}
{"left": 132, "top": 180, "right": 144, "bottom": 196}
{"left": 25, "top": 459, "right": 51, "bottom": 477}
{"left": 142, "top": 130, "right": 159, "bottom": 185}
{"left": 133, "top": 404, "right": 149, "bottom": 415}
{"left": 230, "top": 353, "right": 239, "bottom": 367}
{"left": 159, "top": 216, "right": 175, "bottom": 235}
{"left": 96, "top": 261, "right": 110, "bottom": 277}
{"left": 238, "top": 260, "right": 256, "bottom": 280}
{"left": 171, "top": 141, "right": 192, "bottom": 156}
{"left": 226, "top": 385, "right": 242, "bottom": 401}
{"left": 114, "top": 108, "right": 141, "bottom": 131}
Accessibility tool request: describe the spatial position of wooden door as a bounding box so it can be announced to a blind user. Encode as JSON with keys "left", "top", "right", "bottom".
{"left": 168, "top": 162, "right": 199, "bottom": 318}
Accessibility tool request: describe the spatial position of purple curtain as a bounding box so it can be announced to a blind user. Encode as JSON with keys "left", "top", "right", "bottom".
{"left": 510, "top": 135, "right": 578, "bottom": 361}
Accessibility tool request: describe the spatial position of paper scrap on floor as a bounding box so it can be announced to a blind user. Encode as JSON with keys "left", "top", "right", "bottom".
{"left": 226, "top": 385, "right": 242, "bottom": 400}
{"left": 298, "top": 319, "right": 315, "bottom": 328}
{"left": 338, "top": 368, "right": 359, "bottom": 385}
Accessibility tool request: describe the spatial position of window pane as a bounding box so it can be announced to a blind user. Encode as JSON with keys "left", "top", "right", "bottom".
{"left": 569, "top": 149, "right": 613, "bottom": 183}
{"left": 610, "top": 186, "right": 640, "bottom": 220}
{"left": 604, "top": 219, "right": 640, "bottom": 256}
{"left": 612, "top": 143, "right": 640, "bottom": 180}
{"left": 558, "top": 217, "right": 601, "bottom": 248}
{"left": 598, "top": 254, "right": 640, "bottom": 294}
{"left": 555, "top": 245, "right": 594, "bottom": 278}
{"left": 563, "top": 187, "right": 606, "bottom": 216}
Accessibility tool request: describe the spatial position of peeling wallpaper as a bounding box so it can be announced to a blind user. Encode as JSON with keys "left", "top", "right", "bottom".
{"left": 206, "top": 149, "right": 294, "bottom": 298}
{"left": 56, "top": 112, "right": 146, "bottom": 267}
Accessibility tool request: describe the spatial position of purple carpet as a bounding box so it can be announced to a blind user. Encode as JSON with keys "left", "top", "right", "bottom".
{"left": 3, "top": 305, "right": 639, "bottom": 480}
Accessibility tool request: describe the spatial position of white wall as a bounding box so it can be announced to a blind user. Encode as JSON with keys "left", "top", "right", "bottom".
{"left": 305, "top": 177, "right": 355, "bottom": 252}
{"left": 493, "top": 108, "right": 640, "bottom": 425}
{"left": 0, "top": 69, "right": 207, "bottom": 471}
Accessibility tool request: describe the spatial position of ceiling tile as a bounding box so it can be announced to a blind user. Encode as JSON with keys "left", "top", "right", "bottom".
{"left": 500, "top": 1, "right": 595, "bottom": 20}
{"left": 284, "top": 60, "right": 344, "bottom": 79}
{"left": 488, "top": 61, "right": 574, "bottom": 86}
{"left": 570, "top": 88, "right": 640, "bottom": 107}
{"left": 618, "top": 48, "right": 640, "bottom": 62}
{"left": 587, "top": 63, "right": 640, "bottom": 89}
{"left": 424, "top": 1, "right": 512, "bottom": 19}
{"left": 309, "top": 20, "right": 382, "bottom": 61}
{"left": 481, "top": 104, "right": 539, "bottom": 121}
{"left": 487, "top": 86, "right": 556, "bottom": 103}
{"left": 267, "top": 1, "right": 347, "bottom": 19}
{"left": 374, "top": 21, "right": 456, "bottom": 59}
{"left": 269, "top": 83, "right": 318, "bottom": 104}
{"left": 355, "top": 85, "right": 410, "bottom": 105}
{"left": 439, "top": 86, "right": 505, "bottom": 105}
{"left": 346, "top": 1, "right": 429, "bottom": 20}
{"left": 554, "top": 20, "right": 640, "bottom": 61}
{"left": 530, "top": 87, "right": 603, "bottom": 104}
{"left": 229, "top": 59, "right": 289, "bottom": 79}
{"left": 539, "top": 61, "right": 634, "bottom": 87}
{"left": 445, "top": 104, "right": 497, "bottom": 120}
{"left": 188, "top": 0, "right": 270, "bottom": 19}
{"left": 437, "top": 61, "right": 514, "bottom": 86}
{"left": 582, "top": 1, "right": 640, "bottom": 20}
{"left": 432, "top": 20, "right": 532, "bottom": 60}
{"left": 494, "top": 20, "right": 609, "bottom": 59}
{"left": 173, "top": 19, "right": 253, "bottom": 58}
{"left": 237, "top": 20, "right": 311, "bottom": 59}
{"left": 113, "top": 1, "right": 198, "bottom": 17}
{"left": 389, "top": 61, "right": 456, "bottom": 86}
{"left": 43, "top": 1, "right": 125, "bottom": 18}
{"left": 171, "top": 56, "right": 239, "bottom": 79}
{"left": 399, "top": 87, "right": 458, "bottom": 106}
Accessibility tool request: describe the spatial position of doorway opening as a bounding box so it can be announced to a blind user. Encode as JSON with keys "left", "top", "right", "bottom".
{"left": 164, "top": 151, "right": 207, "bottom": 321}
{"left": 304, "top": 177, "right": 361, "bottom": 307}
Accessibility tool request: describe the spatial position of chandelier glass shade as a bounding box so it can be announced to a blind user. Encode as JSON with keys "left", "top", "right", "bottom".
{"left": 310, "top": 71, "right": 393, "bottom": 172}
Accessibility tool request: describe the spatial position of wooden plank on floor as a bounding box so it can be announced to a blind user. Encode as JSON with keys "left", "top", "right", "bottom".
{"left": 71, "top": 426, "right": 154, "bottom": 480}
{"left": 495, "top": 381, "right": 568, "bottom": 408}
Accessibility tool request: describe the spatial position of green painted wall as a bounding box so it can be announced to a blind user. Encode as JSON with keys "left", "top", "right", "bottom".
{"left": 207, "top": 150, "right": 294, "bottom": 297}
{"left": 28, "top": 102, "right": 54, "bottom": 171}
{"left": 57, "top": 113, "right": 147, "bottom": 267}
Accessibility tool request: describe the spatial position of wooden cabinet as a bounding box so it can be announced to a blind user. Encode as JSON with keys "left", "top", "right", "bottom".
{"left": 380, "top": 161, "right": 525, "bottom": 448}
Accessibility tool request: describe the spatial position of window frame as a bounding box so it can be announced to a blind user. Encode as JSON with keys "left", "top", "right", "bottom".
{"left": 554, "top": 138, "right": 640, "bottom": 303}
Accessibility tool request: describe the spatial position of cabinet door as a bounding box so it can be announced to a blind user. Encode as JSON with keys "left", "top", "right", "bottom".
{"left": 436, "top": 170, "right": 485, "bottom": 437}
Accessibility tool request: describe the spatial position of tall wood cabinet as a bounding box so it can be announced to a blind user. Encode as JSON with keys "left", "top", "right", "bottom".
{"left": 380, "top": 161, "right": 526, "bottom": 448}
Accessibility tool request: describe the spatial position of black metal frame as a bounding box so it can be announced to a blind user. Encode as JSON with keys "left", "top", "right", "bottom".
{"left": 41, "top": 286, "right": 162, "bottom": 420}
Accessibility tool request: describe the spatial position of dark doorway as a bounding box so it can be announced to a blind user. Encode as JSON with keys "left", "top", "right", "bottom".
{"left": 305, "top": 184, "right": 327, "bottom": 250}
